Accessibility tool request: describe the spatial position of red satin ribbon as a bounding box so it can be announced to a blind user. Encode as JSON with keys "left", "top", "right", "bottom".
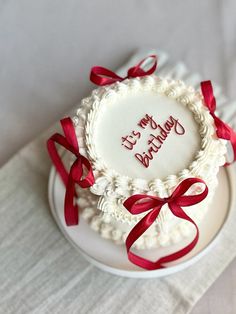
{"left": 123, "top": 178, "right": 208, "bottom": 270}
{"left": 201, "top": 80, "right": 236, "bottom": 164}
{"left": 47, "top": 117, "right": 95, "bottom": 226}
{"left": 90, "top": 55, "right": 157, "bottom": 86}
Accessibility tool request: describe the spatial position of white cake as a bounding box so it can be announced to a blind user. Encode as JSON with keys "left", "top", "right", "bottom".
{"left": 72, "top": 75, "right": 227, "bottom": 249}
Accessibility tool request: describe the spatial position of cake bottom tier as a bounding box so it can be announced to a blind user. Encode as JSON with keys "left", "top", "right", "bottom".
{"left": 76, "top": 183, "right": 215, "bottom": 250}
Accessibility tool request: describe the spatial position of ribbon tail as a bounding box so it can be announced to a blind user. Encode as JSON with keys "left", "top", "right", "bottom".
{"left": 201, "top": 81, "right": 236, "bottom": 165}
{"left": 47, "top": 135, "right": 69, "bottom": 186}
{"left": 126, "top": 207, "right": 166, "bottom": 270}
{"left": 201, "top": 81, "right": 216, "bottom": 112}
{"left": 64, "top": 171, "right": 79, "bottom": 226}
{"left": 47, "top": 132, "right": 79, "bottom": 226}
{"left": 225, "top": 123, "right": 236, "bottom": 165}
{"left": 213, "top": 114, "right": 231, "bottom": 140}
{"left": 127, "top": 204, "right": 199, "bottom": 269}
{"left": 157, "top": 203, "right": 199, "bottom": 265}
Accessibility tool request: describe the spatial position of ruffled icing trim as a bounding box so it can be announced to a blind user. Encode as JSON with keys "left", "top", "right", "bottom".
{"left": 78, "top": 186, "right": 212, "bottom": 249}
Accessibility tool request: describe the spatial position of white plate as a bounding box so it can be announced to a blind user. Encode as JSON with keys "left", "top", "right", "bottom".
{"left": 48, "top": 165, "right": 235, "bottom": 278}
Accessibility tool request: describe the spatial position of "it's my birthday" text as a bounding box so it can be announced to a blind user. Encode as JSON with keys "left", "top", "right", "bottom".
{"left": 121, "top": 113, "right": 185, "bottom": 168}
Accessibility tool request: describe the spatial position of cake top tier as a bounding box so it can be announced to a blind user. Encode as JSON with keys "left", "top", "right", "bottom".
{"left": 74, "top": 75, "right": 226, "bottom": 197}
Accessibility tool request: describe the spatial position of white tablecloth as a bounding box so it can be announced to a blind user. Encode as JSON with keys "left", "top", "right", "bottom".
{"left": 1, "top": 1, "right": 236, "bottom": 313}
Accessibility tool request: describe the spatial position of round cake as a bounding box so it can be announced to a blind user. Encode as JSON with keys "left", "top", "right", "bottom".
{"left": 72, "top": 75, "right": 227, "bottom": 249}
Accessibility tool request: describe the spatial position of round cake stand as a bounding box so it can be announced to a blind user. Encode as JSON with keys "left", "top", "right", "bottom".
{"left": 48, "top": 166, "right": 236, "bottom": 278}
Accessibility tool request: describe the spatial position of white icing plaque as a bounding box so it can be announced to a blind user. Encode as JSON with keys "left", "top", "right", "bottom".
{"left": 93, "top": 90, "right": 200, "bottom": 180}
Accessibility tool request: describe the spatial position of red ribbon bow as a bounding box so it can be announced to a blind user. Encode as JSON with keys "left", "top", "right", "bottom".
{"left": 90, "top": 55, "right": 157, "bottom": 86}
{"left": 201, "top": 80, "right": 236, "bottom": 164}
{"left": 47, "top": 117, "right": 95, "bottom": 226}
{"left": 123, "top": 178, "right": 208, "bottom": 270}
